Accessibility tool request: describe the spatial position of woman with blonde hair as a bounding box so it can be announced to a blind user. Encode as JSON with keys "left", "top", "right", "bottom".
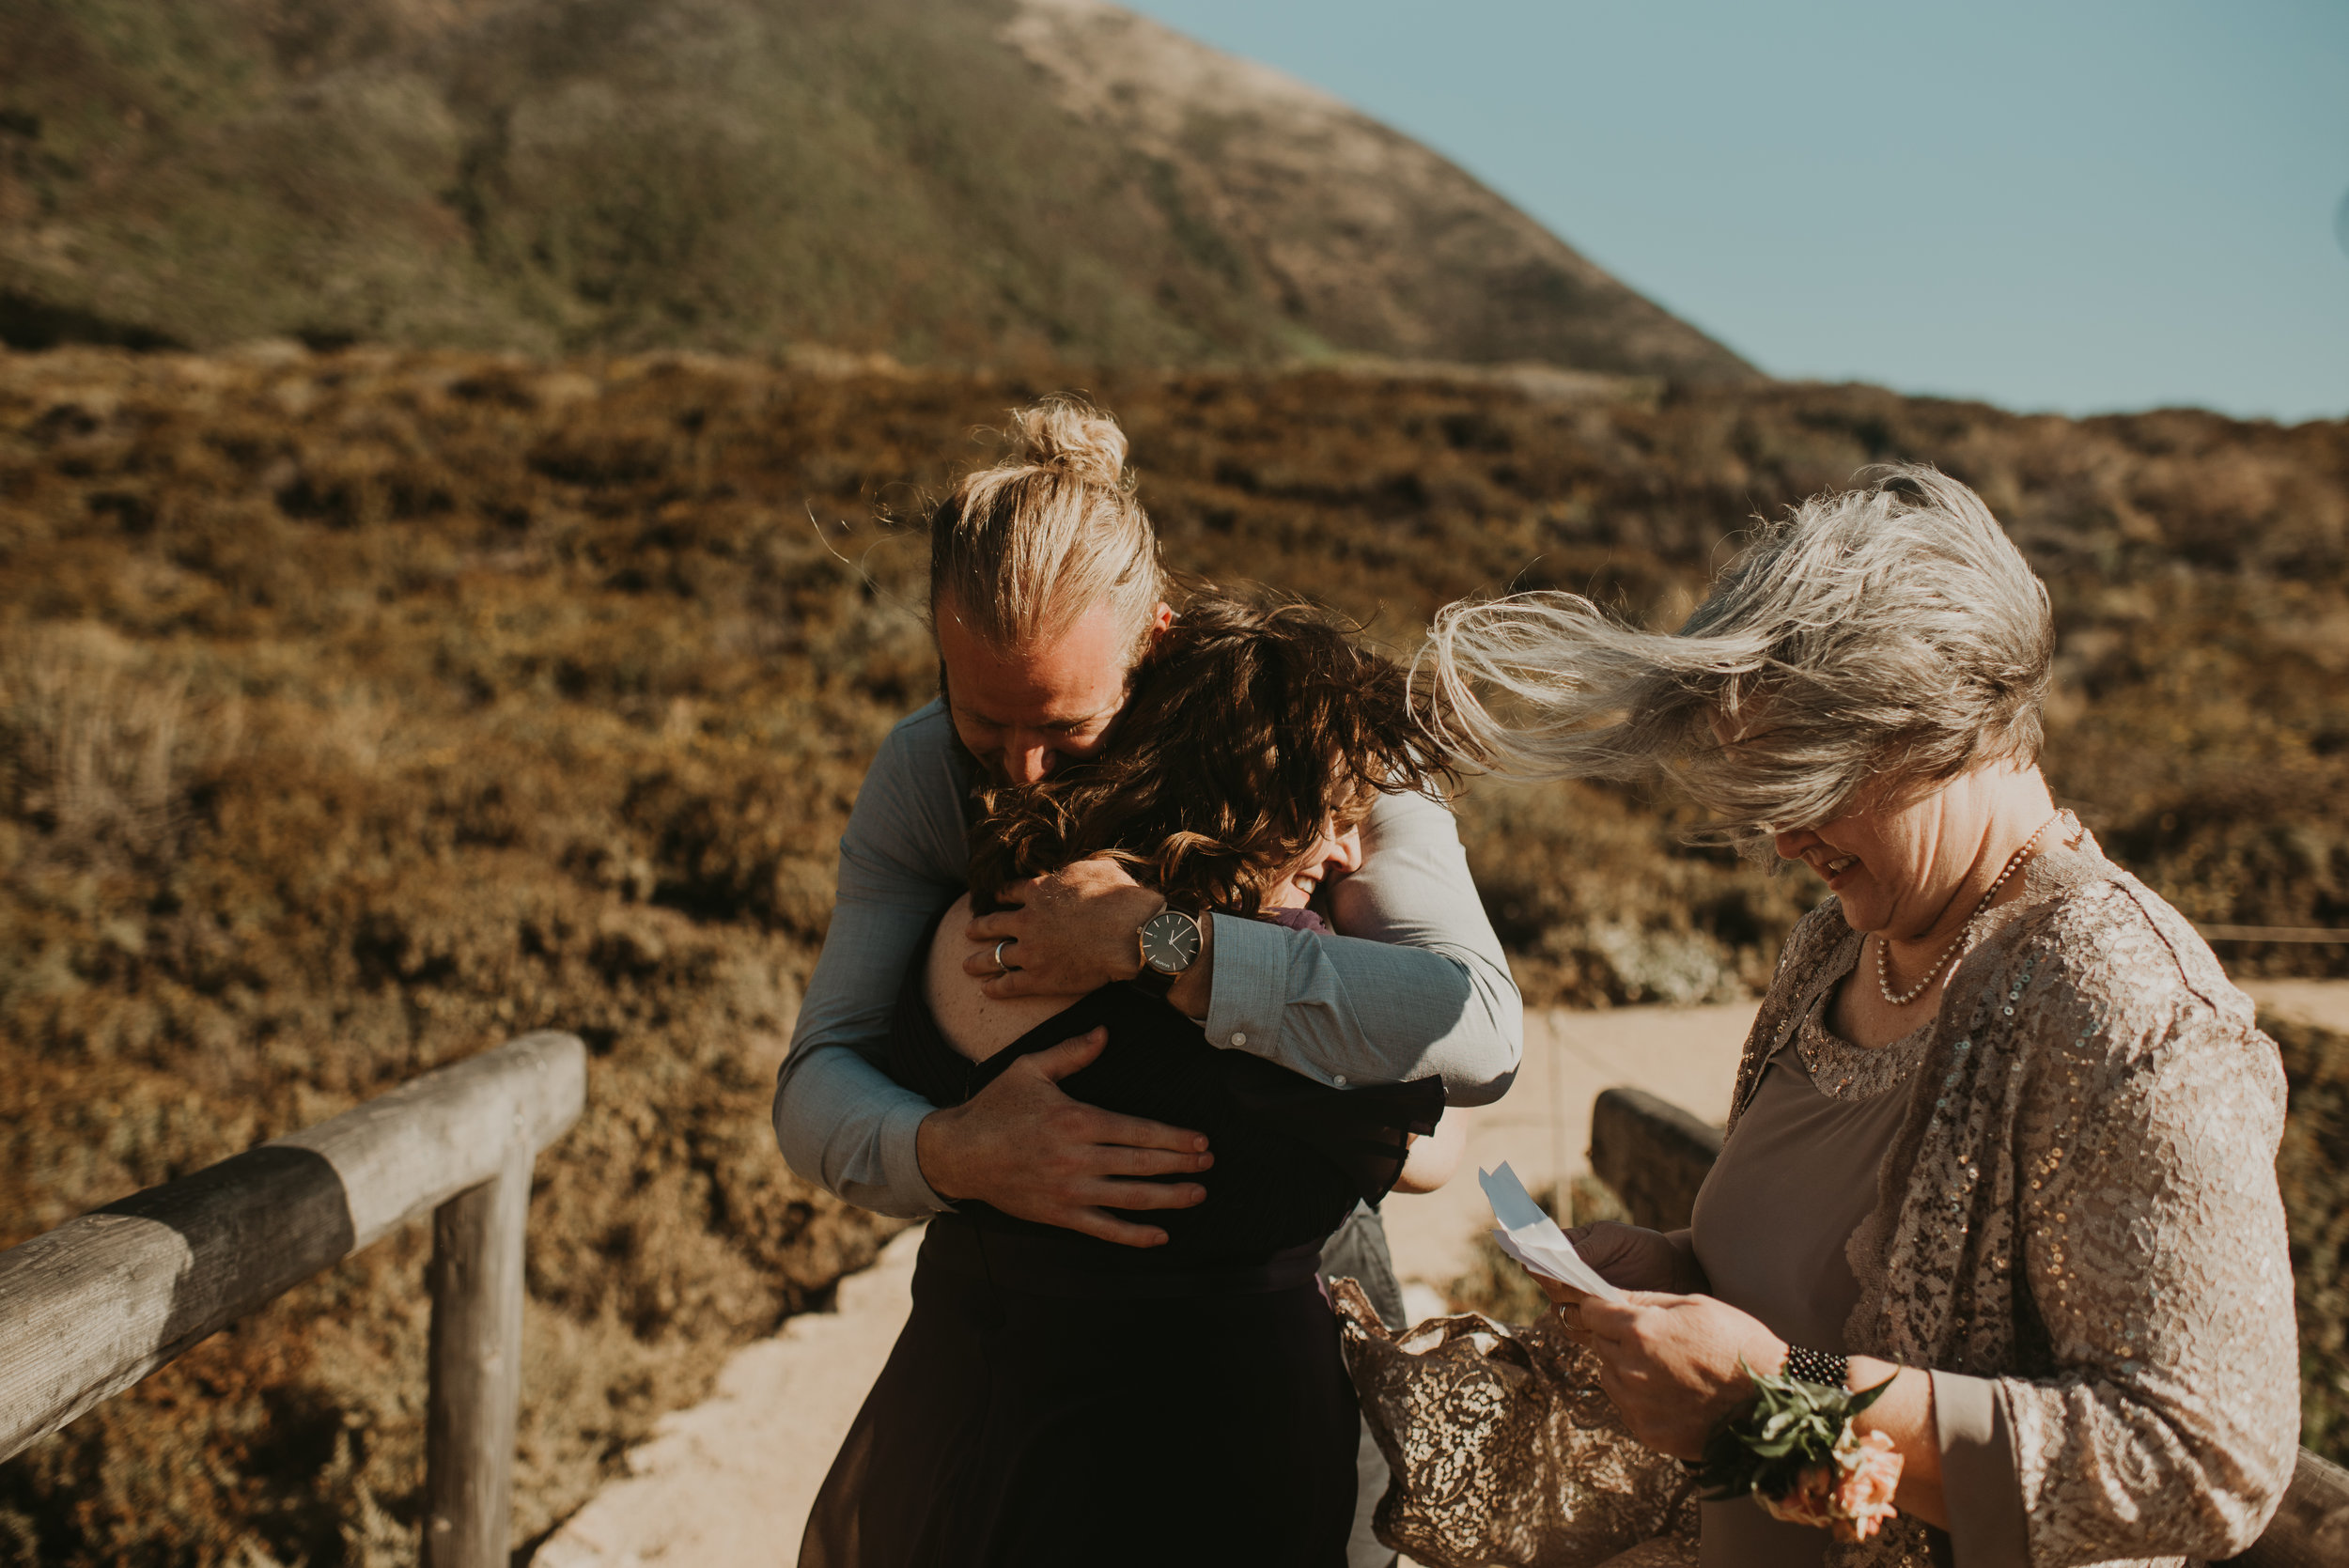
{"left": 1420, "top": 468, "right": 2296, "bottom": 1566}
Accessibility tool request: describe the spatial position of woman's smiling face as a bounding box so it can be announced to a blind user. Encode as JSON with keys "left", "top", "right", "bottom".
{"left": 1258, "top": 815, "right": 1366, "bottom": 909}
{"left": 1713, "top": 698, "right": 1994, "bottom": 940}
{"left": 1771, "top": 767, "right": 2010, "bottom": 939}
{"left": 1774, "top": 807, "right": 1914, "bottom": 935}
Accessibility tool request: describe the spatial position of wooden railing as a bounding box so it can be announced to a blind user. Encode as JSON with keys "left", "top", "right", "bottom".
{"left": 0, "top": 1032, "right": 586, "bottom": 1568}
{"left": 1587, "top": 1085, "right": 2349, "bottom": 1567}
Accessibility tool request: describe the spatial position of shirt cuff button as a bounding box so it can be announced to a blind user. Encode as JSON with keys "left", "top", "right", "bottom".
{"left": 1229, "top": 1032, "right": 1247, "bottom": 1047}
{"left": 1332, "top": 1074, "right": 1348, "bottom": 1086}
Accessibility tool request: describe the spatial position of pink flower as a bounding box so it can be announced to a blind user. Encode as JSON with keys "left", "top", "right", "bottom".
{"left": 1753, "top": 1427, "right": 1905, "bottom": 1543}
{"left": 1828, "top": 1428, "right": 1904, "bottom": 1543}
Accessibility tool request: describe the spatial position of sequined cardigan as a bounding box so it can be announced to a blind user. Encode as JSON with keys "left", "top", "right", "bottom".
{"left": 1726, "top": 819, "right": 2299, "bottom": 1567}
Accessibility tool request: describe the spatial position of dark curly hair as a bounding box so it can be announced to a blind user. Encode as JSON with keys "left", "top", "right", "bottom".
{"left": 968, "top": 598, "right": 1453, "bottom": 917}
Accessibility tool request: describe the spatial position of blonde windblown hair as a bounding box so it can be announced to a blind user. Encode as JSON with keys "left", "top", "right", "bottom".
{"left": 928, "top": 396, "right": 1168, "bottom": 653}
{"left": 1420, "top": 467, "right": 2054, "bottom": 849}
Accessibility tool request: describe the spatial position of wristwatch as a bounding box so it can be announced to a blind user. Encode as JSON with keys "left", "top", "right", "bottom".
{"left": 1133, "top": 907, "right": 1204, "bottom": 997}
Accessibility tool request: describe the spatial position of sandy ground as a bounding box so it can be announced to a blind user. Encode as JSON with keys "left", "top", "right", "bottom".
{"left": 532, "top": 1222, "right": 927, "bottom": 1568}
{"left": 1379, "top": 1001, "right": 1757, "bottom": 1295}
{"left": 534, "top": 979, "right": 2348, "bottom": 1565}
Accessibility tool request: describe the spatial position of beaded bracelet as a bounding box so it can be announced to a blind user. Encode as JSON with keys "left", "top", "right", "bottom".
{"left": 1781, "top": 1343, "right": 1849, "bottom": 1389}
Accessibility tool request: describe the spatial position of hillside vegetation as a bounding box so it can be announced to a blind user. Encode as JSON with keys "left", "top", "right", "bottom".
{"left": 0, "top": 0, "right": 1750, "bottom": 381}
{"left": 1, "top": 344, "right": 2344, "bottom": 1563}
{"left": 2271, "top": 1015, "right": 2349, "bottom": 1464}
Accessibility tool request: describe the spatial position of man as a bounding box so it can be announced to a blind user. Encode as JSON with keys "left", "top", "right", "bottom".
{"left": 774, "top": 398, "right": 1519, "bottom": 1563}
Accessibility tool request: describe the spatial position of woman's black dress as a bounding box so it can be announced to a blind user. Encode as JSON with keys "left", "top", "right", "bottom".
{"left": 800, "top": 907, "right": 1443, "bottom": 1568}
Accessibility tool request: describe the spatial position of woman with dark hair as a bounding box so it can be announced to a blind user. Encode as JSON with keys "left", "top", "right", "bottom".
{"left": 799, "top": 598, "right": 1454, "bottom": 1568}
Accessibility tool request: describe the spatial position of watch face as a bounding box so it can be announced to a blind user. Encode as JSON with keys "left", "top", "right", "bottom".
{"left": 1140, "top": 910, "right": 1201, "bottom": 974}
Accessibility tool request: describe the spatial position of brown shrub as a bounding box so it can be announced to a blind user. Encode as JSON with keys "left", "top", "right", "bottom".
{"left": 2267, "top": 1012, "right": 2349, "bottom": 1463}
{"left": 1, "top": 345, "right": 2343, "bottom": 1561}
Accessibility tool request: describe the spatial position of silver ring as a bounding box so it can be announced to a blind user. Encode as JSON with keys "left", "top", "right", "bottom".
{"left": 992, "top": 938, "right": 1014, "bottom": 974}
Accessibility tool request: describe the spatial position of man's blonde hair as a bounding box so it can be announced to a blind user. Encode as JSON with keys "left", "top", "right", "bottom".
{"left": 928, "top": 396, "right": 1168, "bottom": 654}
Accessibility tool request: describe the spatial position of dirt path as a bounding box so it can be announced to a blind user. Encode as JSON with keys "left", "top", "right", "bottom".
{"left": 532, "top": 1223, "right": 925, "bottom": 1568}
{"left": 534, "top": 980, "right": 2345, "bottom": 1563}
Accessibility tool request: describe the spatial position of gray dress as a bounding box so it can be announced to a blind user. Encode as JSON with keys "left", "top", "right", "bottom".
{"left": 1703, "top": 816, "right": 2295, "bottom": 1567}
{"left": 1322, "top": 1203, "right": 1408, "bottom": 1568}
{"left": 1692, "top": 991, "right": 2021, "bottom": 1565}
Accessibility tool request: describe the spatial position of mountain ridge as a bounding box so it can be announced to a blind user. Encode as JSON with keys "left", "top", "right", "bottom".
{"left": 1002, "top": 0, "right": 1746, "bottom": 380}
{"left": 0, "top": 0, "right": 1756, "bottom": 380}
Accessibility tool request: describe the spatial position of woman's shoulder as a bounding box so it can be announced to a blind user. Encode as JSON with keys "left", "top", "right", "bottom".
{"left": 1741, "top": 900, "right": 1859, "bottom": 1069}
{"left": 923, "top": 892, "right": 1095, "bottom": 1063}
{"left": 1988, "top": 862, "right": 2267, "bottom": 1069}
{"left": 1776, "top": 897, "right": 1858, "bottom": 972}
{"left": 2003, "top": 862, "right": 2232, "bottom": 998}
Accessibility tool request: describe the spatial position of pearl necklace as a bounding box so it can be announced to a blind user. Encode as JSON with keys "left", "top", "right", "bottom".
{"left": 1875, "top": 813, "right": 2063, "bottom": 1008}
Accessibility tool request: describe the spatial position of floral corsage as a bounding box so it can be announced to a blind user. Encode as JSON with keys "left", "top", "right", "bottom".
{"left": 1694, "top": 1362, "right": 1904, "bottom": 1543}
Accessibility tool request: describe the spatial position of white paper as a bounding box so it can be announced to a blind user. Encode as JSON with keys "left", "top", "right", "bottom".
{"left": 1478, "top": 1162, "right": 1626, "bottom": 1302}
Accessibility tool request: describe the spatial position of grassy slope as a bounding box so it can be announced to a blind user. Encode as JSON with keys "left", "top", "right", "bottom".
{"left": 0, "top": 0, "right": 1750, "bottom": 380}
{"left": 0, "top": 346, "right": 2342, "bottom": 1562}
{"left": 997, "top": 0, "right": 1755, "bottom": 382}
{"left": 0, "top": 0, "right": 1308, "bottom": 362}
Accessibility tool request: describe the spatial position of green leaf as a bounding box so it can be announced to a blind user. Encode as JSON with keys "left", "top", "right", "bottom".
{"left": 1696, "top": 1358, "right": 1886, "bottom": 1504}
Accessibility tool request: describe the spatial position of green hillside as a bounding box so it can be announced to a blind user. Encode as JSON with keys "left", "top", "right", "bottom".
{"left": 0, "top": 0, "right": 1755, "bottom": 380}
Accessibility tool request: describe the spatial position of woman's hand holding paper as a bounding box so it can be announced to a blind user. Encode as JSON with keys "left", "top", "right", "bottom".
{"left": 1557, "top": 1222, "right": 1704, "bottom": 1296}
{"left": 1478, "top": 1164, "right": 1627, "bottom": 1301}
{"left": 1575, "top": 1293, "right": 1787, "bottom": 1462}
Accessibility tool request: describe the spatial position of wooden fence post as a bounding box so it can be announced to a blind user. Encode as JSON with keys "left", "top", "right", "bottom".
{"left": 2227, "top": 1449, "right": 2349, "bottom": 1567}
{"left": 1587, "top": 1085, "right": 1725, "bottom": 1232}
{"left": 1, "top": 1033, "right": 583, "bottom": 1472}
{"left": 424, "top": 1137, "right": 532, "bottom": 1568}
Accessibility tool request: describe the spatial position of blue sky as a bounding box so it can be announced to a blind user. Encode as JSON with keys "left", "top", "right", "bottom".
{"left": 1122, "top": 0, "right": 2349, "bottom": 424}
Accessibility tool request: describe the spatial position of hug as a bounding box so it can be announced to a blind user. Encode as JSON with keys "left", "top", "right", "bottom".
{"left": 774, "top": 400, "right": 2297, "bottom": 1566}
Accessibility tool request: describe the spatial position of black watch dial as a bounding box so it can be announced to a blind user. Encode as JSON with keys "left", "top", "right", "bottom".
{"left": 1139, "top": 909, "right": 1202, "bottom": 975}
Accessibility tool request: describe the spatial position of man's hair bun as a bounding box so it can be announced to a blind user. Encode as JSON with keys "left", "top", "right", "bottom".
{"left": 1011, "top": 396, "right": 1131, "bottom": 493}
{"left": 930, "top": 394, "right": 1163, "bottom": 652}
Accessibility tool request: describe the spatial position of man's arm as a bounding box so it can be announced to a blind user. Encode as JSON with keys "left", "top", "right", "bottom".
{"left": 970, "top": 788, "right": 1522, "bottom": 1103}
{"left": 1206, "top": 787, "right": 1520, "bottom": 1103}
{"left": 773, "top": 701, "right": 1214, "bottom": 1234}
{"left": 771, "top": 705, "right": 972, "bottom": 1217}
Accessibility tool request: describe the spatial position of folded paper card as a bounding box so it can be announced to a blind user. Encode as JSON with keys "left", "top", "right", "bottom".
{"left": 1478, "top": 1161, "right": 1626, "bottom": 1302}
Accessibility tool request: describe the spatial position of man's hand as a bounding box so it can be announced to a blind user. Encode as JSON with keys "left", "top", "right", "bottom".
{"left": 963, "top": 858, "right": 1167, "bottom": 998}
{"left": 912, "top": 1027, "right": 1212, "bottom": 1247}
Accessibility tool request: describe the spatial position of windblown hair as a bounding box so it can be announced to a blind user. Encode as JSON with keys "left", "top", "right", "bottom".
{"left": 969, "top": 598, "right": 1451, "bottom": 916}
{"left": 1420, "top": 466, "right": 2053, "bottom": 849}
{"left": 929, "top": 396, "right": 1168, "bottom": 655}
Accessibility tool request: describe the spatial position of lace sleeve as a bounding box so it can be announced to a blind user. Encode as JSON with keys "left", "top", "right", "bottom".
{"left": 1998, "top": 895, "right": 2298, "bottom": 1564}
